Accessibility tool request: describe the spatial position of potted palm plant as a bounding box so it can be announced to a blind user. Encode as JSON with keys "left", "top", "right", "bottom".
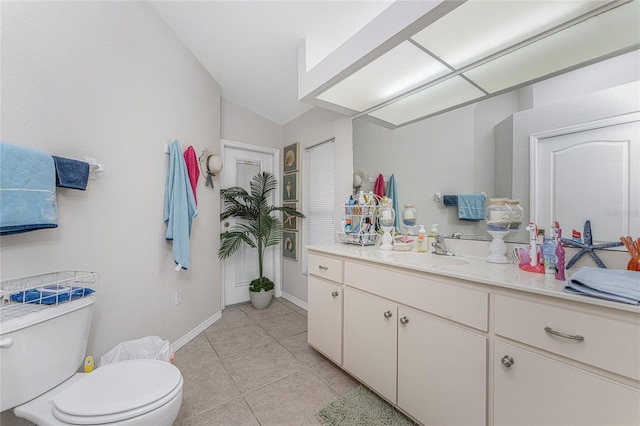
{"left": 218, "top": 171, "right": 304, "bottom": 309}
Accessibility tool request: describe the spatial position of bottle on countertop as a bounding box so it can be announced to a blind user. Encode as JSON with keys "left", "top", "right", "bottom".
{"left": 427, "top": 224, "right": 438, "bottom": 254}
{"left": 542, "top": 228, "right": 557, "bottom": 275}
{"left": 344, "top": 218, "right": 352, "bottom": 234}
{"left": 347, "top": 195, "right": 355, "bottom": 215}
{"left": 417, "top": 225, "right": 427, "bottom": 253}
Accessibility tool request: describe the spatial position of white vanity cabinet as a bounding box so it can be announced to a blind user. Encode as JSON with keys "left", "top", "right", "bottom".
{"left": 306, "top": 246, "right": 640, "bottom": 426}
{"left": 307, "top": 253, "right": 344, "bottom": 364}
{"left": 493, "top": 294, "right": 640, "bottom": 426}
{"left": 343, "top": 260, "right": 488, "bottom": 426}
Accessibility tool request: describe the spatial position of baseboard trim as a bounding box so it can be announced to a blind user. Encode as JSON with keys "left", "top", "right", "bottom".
{"left": 171, "top": 310, "right": 222, "bottom": 352}
{"left": 281, "top": 291, "right": 307, "bottom": 311}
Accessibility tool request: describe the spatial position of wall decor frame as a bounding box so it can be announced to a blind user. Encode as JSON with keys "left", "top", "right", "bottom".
{"left": 283, "top": 142, "right": 300, "bottom": 173}
{"left": 283, "top": 172, "right": 298, "bottom": 201}
{"left": 283, "top": 231, "right": 298, "bottom": 260}
{"left": 283, "top": 202, "right": 299, "bottom": 231}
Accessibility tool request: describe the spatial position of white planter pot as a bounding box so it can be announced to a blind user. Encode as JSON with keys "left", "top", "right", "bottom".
{"left": 250, "top": 289, "right": 274, "bottom": 310}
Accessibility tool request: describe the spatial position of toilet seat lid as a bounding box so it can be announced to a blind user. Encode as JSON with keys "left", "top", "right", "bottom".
{"left": 53, "top": 359, "right": 182, "bottom": 423}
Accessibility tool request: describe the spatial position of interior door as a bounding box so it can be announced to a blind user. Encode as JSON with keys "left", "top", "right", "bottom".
{"left": 220, "top": 141, "right": 277, "bottom": 307}
{"left": 534, "top": 115, "right": 639, "bottom": 242}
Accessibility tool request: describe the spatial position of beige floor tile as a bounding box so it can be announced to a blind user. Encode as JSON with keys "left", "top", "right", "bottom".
{"left": 276, "top": 298, "right": 301, "bottom": 311}
{"left": 259, "top": 311, "right": 307, "bottom": 341}
{"left": 205, "top": 307, "right": 254, "bottom": 333}
{"left": 279, "top": 332, "right": 325, "bottom": 367}
{"left": 221, "top": 341, "right": 304, "bottom": 394}
{"left": 245, "top": 369, "right": 337, "bottom": 425}
{"left": 205, "top": 323, "right": 276, "bottom": 359}
{"left": 174, "top": 334, "right": 218, "bottom": 368}
{"left": 239, "top": 299, "right": 294, "bottom": 321}
{"left": 295, "top": 308, "right": 308, "bottom": 318}
{"left": 311, "top": 359, "right": 360, "bottom": 396}
{"left": 176, "top": 354, "right": 241, "bottom": 419}
{"left": 175, "top": 397, "right": 259, "bottom": 426}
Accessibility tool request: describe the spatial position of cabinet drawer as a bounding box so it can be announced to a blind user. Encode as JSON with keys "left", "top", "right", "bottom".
{"left": 345, "top": 261, "right": 488, "bottom": 331}
{"left": 495, "top": 295, "right": 640, "bottom": 380}
{"left": 308, "top": 253, "right": 344, "bottom": 283}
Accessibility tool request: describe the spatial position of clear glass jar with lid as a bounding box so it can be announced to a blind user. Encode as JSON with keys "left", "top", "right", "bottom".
{"left": 378, "top": 198, "right": 395, "bottom": 229}
{"left": 485, "top": 198, "right": 512, "bottom": 231}
{"left": 506, "top": 199, "right": 524, "bottom": 231}
{"left": 401, "top": 204, "right": 417, "bottom": 232}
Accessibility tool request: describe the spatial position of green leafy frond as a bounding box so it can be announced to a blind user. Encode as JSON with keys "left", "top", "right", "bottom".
{"left": 218, "top": 231, "right": 255, "bottom": 259}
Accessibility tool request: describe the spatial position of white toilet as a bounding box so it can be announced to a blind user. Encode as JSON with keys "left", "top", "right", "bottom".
{"left": 1, "top": 291, "right": 183, "bottom": 425}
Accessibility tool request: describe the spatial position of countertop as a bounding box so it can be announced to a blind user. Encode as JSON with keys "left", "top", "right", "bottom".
{"left": 307, "top": 244, "right": 640, "bottom": 314}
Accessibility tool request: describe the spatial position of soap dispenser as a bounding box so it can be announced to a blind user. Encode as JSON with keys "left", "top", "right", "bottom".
{"left": 427, "top": 224, "right": 438, "bottom": 254}
{"left": 417, "top": 225, "right": 427, "bottom": 252}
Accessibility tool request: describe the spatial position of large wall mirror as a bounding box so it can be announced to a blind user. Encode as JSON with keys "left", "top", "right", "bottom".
{"left": 353, "top": 51, "right": 640, "bottom": 244}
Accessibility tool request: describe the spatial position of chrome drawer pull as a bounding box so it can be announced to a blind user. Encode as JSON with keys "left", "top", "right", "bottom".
{"left": 501, "top": 355, "right": 515, "bottom": 367}
{"left": 331, "top": 291, "right": 339, "bottom": 297}
{"left": 318, "top": 265, "right": 329, "bottom": 271}
{"left": 544, "top": 326, "right": 584, "bottom": 341}
{"left": 400, "top": 316, "right": 409, "bottom": 325}
{"left": 384, "top": 311, "right": 393, "bottom": 319}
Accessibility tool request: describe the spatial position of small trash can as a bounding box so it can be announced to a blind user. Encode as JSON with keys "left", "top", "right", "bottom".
{"left": 98, "top": 335, "right": 172, "bottom": 367}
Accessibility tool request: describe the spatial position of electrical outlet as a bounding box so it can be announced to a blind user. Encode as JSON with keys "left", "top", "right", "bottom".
{"left": 174, "top": 291, "right": 182, "bottom": 306}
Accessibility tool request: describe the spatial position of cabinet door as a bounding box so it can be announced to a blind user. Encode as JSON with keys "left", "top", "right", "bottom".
{"left": 308, "top": 275, "right": 343, "bottom": 364}
{"left": 343, "top": 287, "right": 397, "bottom": 403}
{"left": 398, "top": 306, "right": 487, "bottom": 426}
{"left": 495, "top": 341, "right": 640, "bottom": 426}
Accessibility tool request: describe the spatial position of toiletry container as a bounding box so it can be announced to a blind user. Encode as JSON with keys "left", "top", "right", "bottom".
{"left": 417, "top": 225, "right": 427, "bottom": 252}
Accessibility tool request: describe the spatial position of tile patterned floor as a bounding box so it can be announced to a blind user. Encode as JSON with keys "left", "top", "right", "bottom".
{"left": 173, "top": 298, "right": 359, "bottom": 425}
{"left": 0, "top": 297, "right": 358, "bottom": 426}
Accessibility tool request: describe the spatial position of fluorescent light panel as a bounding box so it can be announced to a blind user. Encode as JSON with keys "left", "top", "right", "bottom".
{"left": 411, "top": 0, "right": 607, "bottom": 69}
{"left": 316, "top": 41, "right": 450, "bottom": 112}
{"left": 314, "top": 0, "right": 639, "bottom": 127}
{"left": 464, "top": 0, "right": 640, "bottom": 93}
{"left": 368, "top": 76, "right": 485, "bottom": 126}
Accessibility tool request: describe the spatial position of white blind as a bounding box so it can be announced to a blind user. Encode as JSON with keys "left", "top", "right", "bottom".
{"left": 303, "top": 139, "right": 336, "bottom": 271}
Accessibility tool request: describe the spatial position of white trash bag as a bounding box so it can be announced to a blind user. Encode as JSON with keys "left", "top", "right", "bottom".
{"left": 99, "top": 336, "right": 171, "bottom": 367}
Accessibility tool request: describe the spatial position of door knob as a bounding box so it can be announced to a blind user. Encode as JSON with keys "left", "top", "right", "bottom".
{"left": 501, "top": 355, "right": 515, "bottom": 368}
{"left": 400, "top": 316, "right": 409, "bottom": 325}
{"left": 383, "top": 311, "right": 393, "bottom": 319}
{"left": 331, "top": 291, "right": 339, "bottom": 297}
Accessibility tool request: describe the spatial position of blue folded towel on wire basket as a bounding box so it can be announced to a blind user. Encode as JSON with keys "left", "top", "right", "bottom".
{"left": 564, "top": 267, "right": 640, "bottom": 305}
{"left": 11, "top": 285, "right": 95, "bottom": 305}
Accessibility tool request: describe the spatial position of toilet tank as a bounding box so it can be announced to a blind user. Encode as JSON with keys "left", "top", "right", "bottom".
{"left": 0, "top": 272, "right": 97, "bottom": 411}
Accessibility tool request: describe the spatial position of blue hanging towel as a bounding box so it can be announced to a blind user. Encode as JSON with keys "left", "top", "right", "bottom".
{"left": 385, "top": 174, "right": 401, "bottom": 231}
{"left": 457, "top": 194, "right": 485, "bottom": 221}
{"left": 0, "top": 143, "right": 58, "bottom": 235}
{"left": 164, "top": 141, "right": 198, "bottom": 270}
{"left": 52, "top": 156, "right": 90, "bottom": 190}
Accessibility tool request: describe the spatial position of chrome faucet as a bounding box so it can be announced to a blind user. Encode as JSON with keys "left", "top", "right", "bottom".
{"left": 433, "top": 234, "right": 455, "bottom": 256}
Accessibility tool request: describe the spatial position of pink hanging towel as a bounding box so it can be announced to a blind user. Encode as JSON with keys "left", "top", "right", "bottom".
{"left": 183, "top": 146, "right": 200, "bottom": 205}
{"left": 373, "top": 173, "right": 385, "bottom": 199}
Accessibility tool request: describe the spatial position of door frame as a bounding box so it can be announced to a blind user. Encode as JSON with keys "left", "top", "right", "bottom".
{"left": 219, "top": 139, "right": 281, "bottom": 310}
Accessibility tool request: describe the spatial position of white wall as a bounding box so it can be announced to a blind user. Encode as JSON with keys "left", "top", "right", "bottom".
{"left": 1, "top": 1, "right": 222, "bottom": 361}
{"left": 221, "top": 97, "right": 283, "bottom": 148}
{"left": 282, "top": 108, "right": 353, "bottom": 304}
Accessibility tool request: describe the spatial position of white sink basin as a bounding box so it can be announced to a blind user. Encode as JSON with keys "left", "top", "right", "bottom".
{"left": 422, "top": 254, "right": 469, "bottom": 266}
{"left": 386, "top": 251, "right": 469, "bottom": 266}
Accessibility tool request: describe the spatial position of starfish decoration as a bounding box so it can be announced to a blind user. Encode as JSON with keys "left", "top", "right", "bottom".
{"left": 561, "top": 220, "right": 623, "bottom": 269}
{"left": 283, "top": 210, "right": 296, "bottom": 228}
